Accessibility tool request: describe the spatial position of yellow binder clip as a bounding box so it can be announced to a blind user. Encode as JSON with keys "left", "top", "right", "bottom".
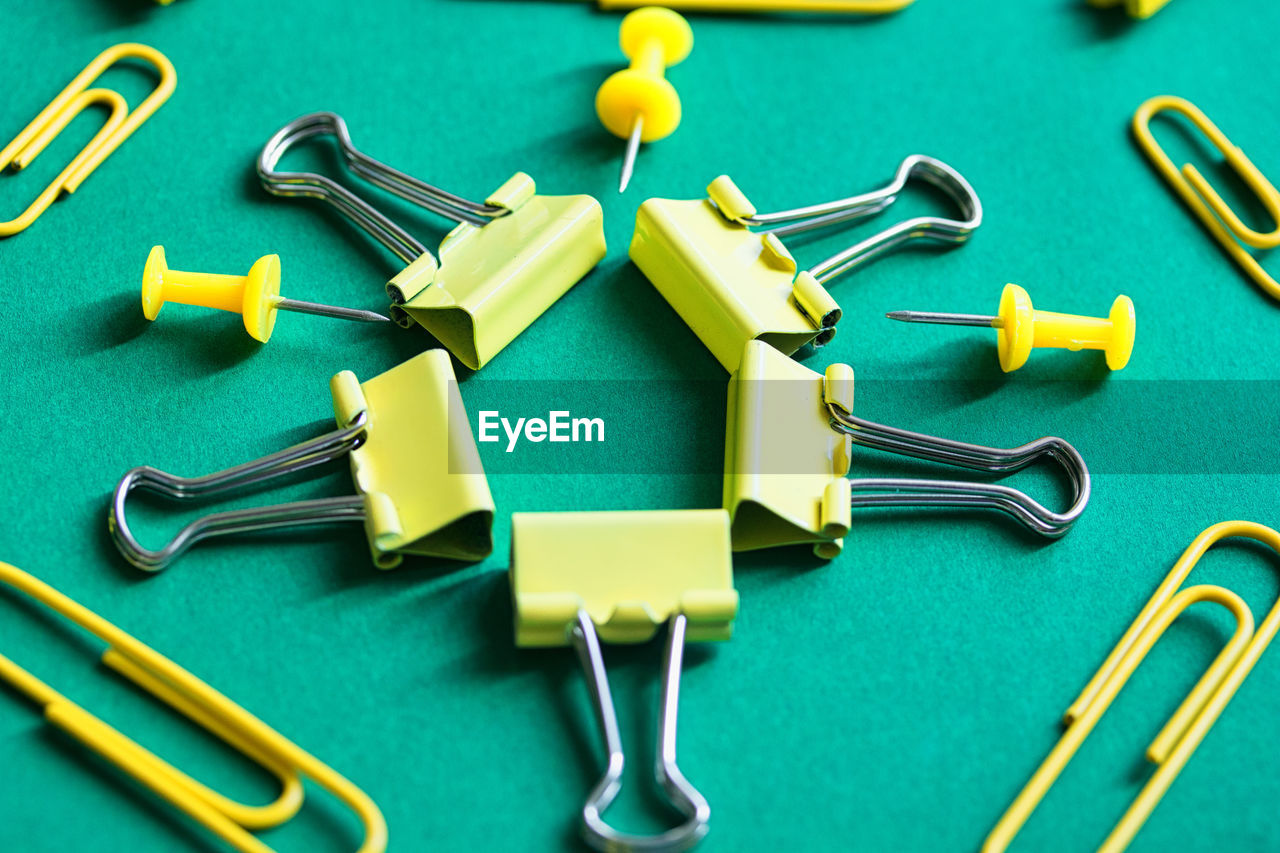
{"left": 1087, "top": 0, "right": 1171, "bottom": 19}
{"left": 1133, "top": 95, "right": 1280, "bottom": 300}
{"left": 510, "top": 509, "right": 738, "bottom": 851}
{"left": 724, "top": 341, "right": 1090, "bottom": 559}
{"left": 984, "top": 520, "right": 1280, "bottom": 853}
{"left": 593, "top": 0, "right": 915, "bottom": 13}
{"left": 630, "top": 155, "right": 981, "bottom": 372}
{"left": 0, "top": 43, "right": 175, "bottom": 237}
{"left": 0, "top": 561, "right": 386, "bottom": 852}
{"left": 110, "top": 349, "right": 494, "bottom": 570}
{"left": 257, "top": 112, "right": 607, "bottom": 369}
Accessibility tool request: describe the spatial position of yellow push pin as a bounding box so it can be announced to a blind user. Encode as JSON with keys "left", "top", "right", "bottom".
{"left": 887, "top": 283, "right": 1136, "bottom": 372}
{"left": 595, "top": 7, "right": 693, "bottom": 193}
{"left": 141, "top": 246, "right": 390, "bottom": 342}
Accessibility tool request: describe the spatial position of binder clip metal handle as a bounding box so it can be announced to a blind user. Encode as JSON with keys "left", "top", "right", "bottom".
{"left": 746, "top": 154, "right": 982, "bottom": 284}
{"left": 110, "top": 414, "right": 368, "bottom": 571}
{"left": 256, "top": 111, "right": 507, "bottom": 266}
{"left": 572, "top": 610, "right": 709, "bottom": 853}
{"left": 829, "top": 402, "right": 1090, "bottom": 538}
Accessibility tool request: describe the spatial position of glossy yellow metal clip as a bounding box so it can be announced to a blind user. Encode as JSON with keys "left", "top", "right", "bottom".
{"left": 0, "top": 562, "right": 386, "bottom": 852}
{"left": 595, "top": 0, "right": 914, "bottom": 13}
{"left": 510, "top": 509, "right": 737, "bottom": 852}
{"left": 511, "top": 509, "right": 738, "bottom": 646}
{"left": 724, "top": 341, "right": 1090, "bottom": 559}
{"left": 1133, "top": 95, "right": 1280, "bottom": 300}
{"left": 630, "top": 156, "right": 981, "bottom": 372}
{"left": 110, "top": 349, "right": 495, "bottom": 571}
{"left": 1087, "top": 0, "right": 1171, "bottom": 19}
{"left": 388, "top": 173, "right": 606, "bottom": 369}
{"left": 257, "top": 113, "right": 606, "bottom": 370}
{"left": 984, "top": 520, "right": 1280, "bottom": 853}
{"left": 0, "top": 43, "right": 175, "bottom": 237}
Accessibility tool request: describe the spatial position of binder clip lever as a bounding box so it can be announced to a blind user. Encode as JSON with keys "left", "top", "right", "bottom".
{"left": 743, "top": 153, "right": 982, "bottom": 284}
{"left": 829, "top": 398, "right": 1089, "bottom": 538}
{"left": 572, "top": 610, "right": 709, "bottom": 852}
{"left": 111, "top": 414, "right": 369, "bottom": 571}
{"left": 257, "top": 111, "right": 507, "bottom": 266}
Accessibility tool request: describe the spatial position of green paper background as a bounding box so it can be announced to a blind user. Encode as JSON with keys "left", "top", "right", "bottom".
{"left": 2, "top": 0, "right": 1280, "bottom": 850}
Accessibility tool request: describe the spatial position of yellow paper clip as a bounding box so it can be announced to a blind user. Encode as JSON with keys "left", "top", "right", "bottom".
{"left": 723, "top": 340, "right": 1090, "bottom": 559}
{"left": 110, "top": 349, "right": 495, "bottom": 570}
{"left": 630, "top": 155, "right": 981, "bottom": 372}
{"left": 0, "top": 561, "right": 386, "bottom": 852}
{"left": 593, "top": 0, "right": 915, "bottom": 13}
{"left": 510, "top": 509, "right": 738, "bottom": 851}
{"left": 257, "top": 112, "right": 607, "bottom": 369}
{"left": 0, "top": 43, "right": 175, "bottom": 237}
{"left": 1133, "top": 95, "right": 1280, "bottom": 300}
{"left": 984, "top": 520, "right": 1280, "bottom": 853}
{"left": 1087, "top": 0, "right": 1172, "bottom": 19}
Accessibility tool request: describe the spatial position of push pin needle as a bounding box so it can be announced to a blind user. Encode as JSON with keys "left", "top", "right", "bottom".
{"left": 620, "top": 116, "right": 644, "bottom": 194}
{"left": 141, "top": 246, "right": 390, "bottom": 343}
{"left": 887, "top": 283, "right": 1136, "bottom": 372}
{"left": 596, "top": 7, "right": 693, "bottom": 193}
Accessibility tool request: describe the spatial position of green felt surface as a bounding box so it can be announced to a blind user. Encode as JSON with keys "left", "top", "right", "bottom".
{"left": 2, "top": 0, "right": 1280, "bottom": 851}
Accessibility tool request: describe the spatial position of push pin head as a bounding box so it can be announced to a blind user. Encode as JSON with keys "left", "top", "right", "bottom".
{"left": 142, "top": 246, "right": 282, "bottom": 341}
{"left": 887, "top": 283, "right": 1136, "bottom": 372}
{"left": 140, "top": 247, "right": 389, "bottom": 343}
{"left": 595, "top": 7, "right": 693, "bottom": 192}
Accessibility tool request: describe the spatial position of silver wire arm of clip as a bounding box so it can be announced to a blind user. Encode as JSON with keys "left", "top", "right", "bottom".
{"left": 827, "top": 403, "right": 1090, "bottom": 538}
{"left": 256, "top": 111, "right": 508, "bottom": 266}
{"left": 570, "top": 611, "right": 710, "bottom": 853}
{"left": 109, "top": 414, "right": 369, "bottom": 572}
{"left": 743, "top": 154, "right": 983, "bottom": 284}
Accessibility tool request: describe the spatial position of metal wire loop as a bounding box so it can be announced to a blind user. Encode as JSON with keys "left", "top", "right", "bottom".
{"left": 256, "top": 111, "right": 507, "bottom": 265}
{"left": 744, "top": 154, "right": 982, "bottom": 284}
{"left": 827, "top": 403, "right": 1090, "bottom": 538}
{"left": 570, "top": 611, "right": 710, "bottom": 853}
{"left": 109, "top": 413, "right": 370, "bottom": 572}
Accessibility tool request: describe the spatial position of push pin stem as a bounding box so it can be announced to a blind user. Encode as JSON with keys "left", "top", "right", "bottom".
{"left": 596, "top": 7, "right": 693, "bottom": 193}
{"left": 887, "top": 283, "right": 1136, "bottom": 372}
{"left": 141, "top": 246, "right": 389, "bottom": 343}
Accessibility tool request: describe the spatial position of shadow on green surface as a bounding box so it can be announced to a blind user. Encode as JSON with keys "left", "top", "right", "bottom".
{"left": 80, "top": 291, "right": 153, "bottom": 350}
{"left": 36, "top": 727, "right": 227, "bottom": 852}
{"left": 1061, "top": 1, "right": 1138, "bottom": 42}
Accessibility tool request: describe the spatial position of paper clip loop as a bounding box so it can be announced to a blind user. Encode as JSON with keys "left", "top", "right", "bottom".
{"left": 0, "top": 561, "right": 386, "bottom": 852}
{"left": 1133, "top": 96, "right": 1280, "bottom": 300}
{"left": 0, "top": 43, "right": 175, "bottom": 237}
{"left": 984, "top": 520, "right": 1280, "bottom": 852}
{"left": 724, "top": 341, "right": 1089, "bottom": 558}
{"left": 510, "top": 510, "right": 738, "bottom": 852}
{"left": 630, "top": 155, "right": 981, "bottom": 372}
{"left": 110, "top": 350, "right": 495, "bottom": 570}
{"left": 257, "top": 112, "right": 606, "bottom": 368}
